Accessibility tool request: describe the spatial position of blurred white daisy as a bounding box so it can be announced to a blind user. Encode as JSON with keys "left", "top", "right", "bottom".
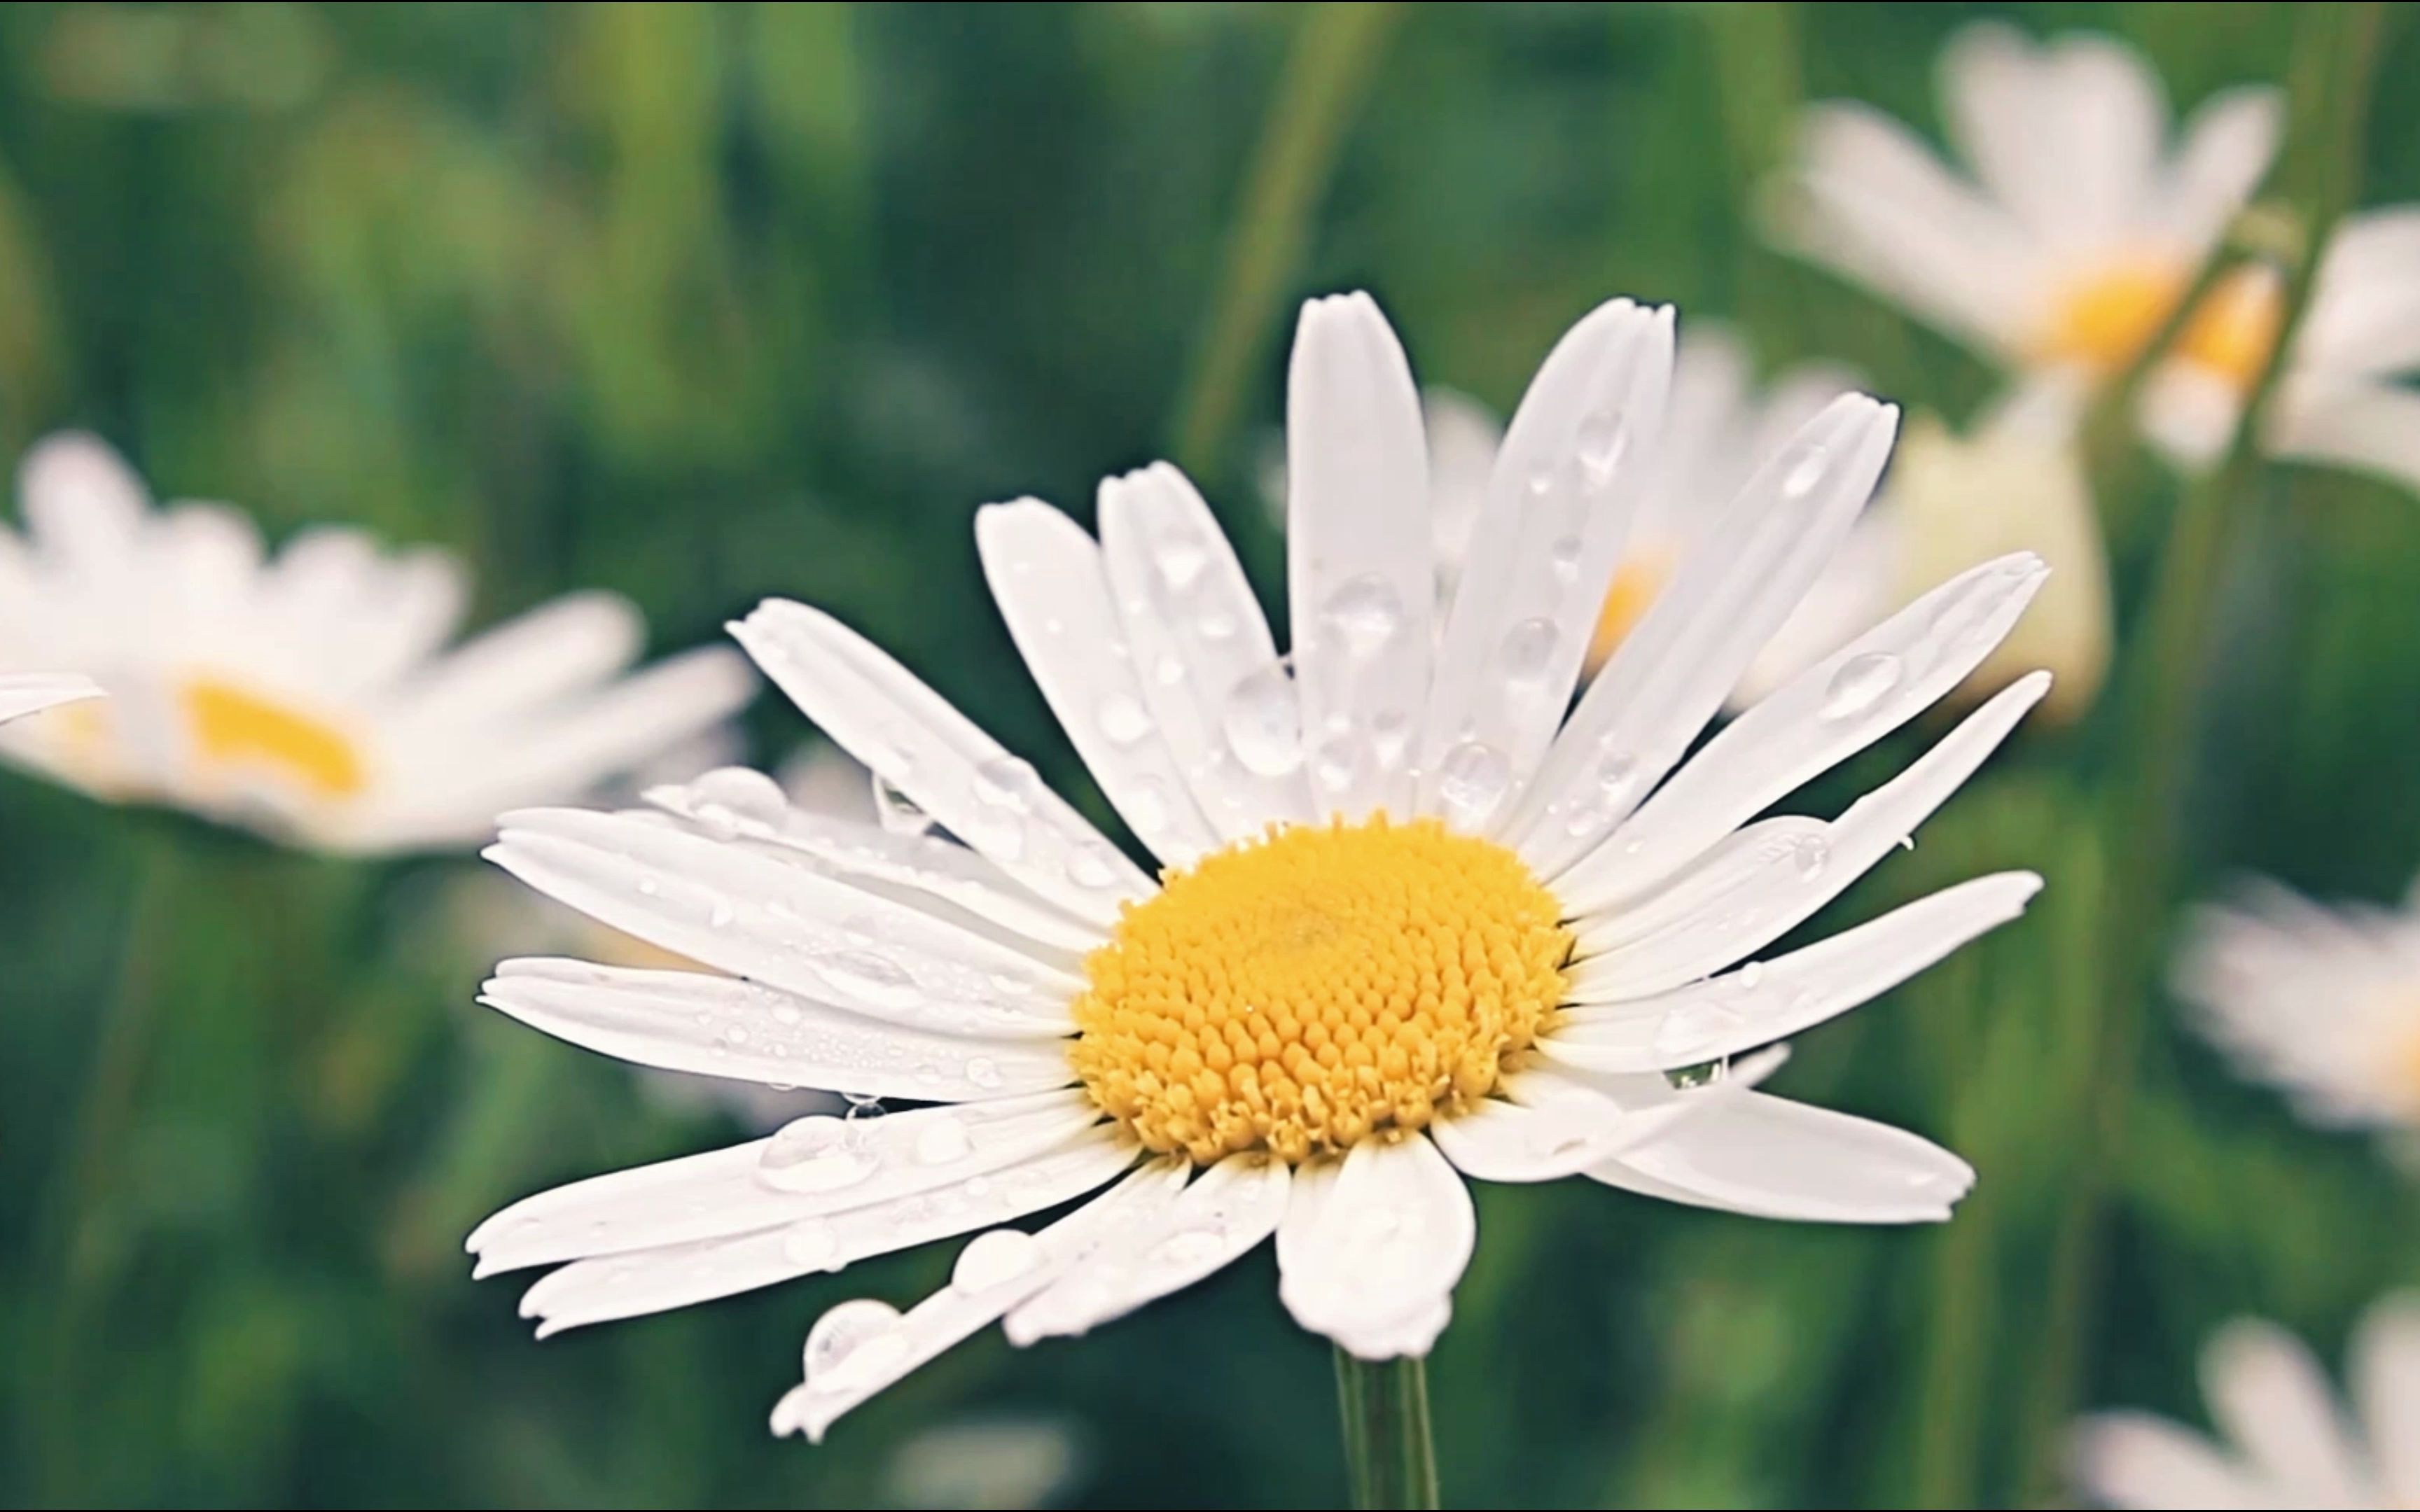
{"left": 1737, "top": 378, "right": 2111, "bottom": 723}
{"left": 2173, "top": 875, "right": 2420, "bottom": 1141}
{"left": 884, "top": 1415, "right": 1083, "bottom": 1510}
{"left": 468, "top": 292, "right": 2047, "bottom": 1443}
{"left": 2073, "top": 1293, "right": 2420, "bottom": 1508}
{"left": 1774, "top": 24, "right": 2420, "bottom": 491}
{"left": 0, "top": 433, "right": 753, "bottom": 853}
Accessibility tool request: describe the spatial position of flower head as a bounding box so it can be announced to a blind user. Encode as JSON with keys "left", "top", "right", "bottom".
{"left": 2073, "top": 1294, "right": 2420, "bottom": 1508}
{"left": 2174, "top": 874, "right": 2420, "bottom": 1144}
{"left": 0, "top": 434, "right": 753, "bottom": 853}
{"left": 468, "top": 293, "right": 2046, "bottom": 1442}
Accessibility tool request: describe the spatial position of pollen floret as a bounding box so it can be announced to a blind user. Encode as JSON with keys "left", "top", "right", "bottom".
{"left": 1069, "top": 816, "right": 1571, "bottom": 1164}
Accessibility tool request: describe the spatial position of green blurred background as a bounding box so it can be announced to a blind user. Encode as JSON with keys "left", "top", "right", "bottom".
{"left": 2, "top": 2, "right": 2418, "bottom": 1506}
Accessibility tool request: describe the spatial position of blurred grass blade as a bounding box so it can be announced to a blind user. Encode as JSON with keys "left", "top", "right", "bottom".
{"left": 1171, "top": 1, "right": 1402, "bottom": 479}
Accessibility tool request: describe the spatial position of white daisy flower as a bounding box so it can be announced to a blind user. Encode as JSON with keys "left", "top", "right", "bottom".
{"left": 2072, "top": 1293, "right": 2420, "bottom": 1508}
{"left": 467, "top": 292, "right": 2049, "bottom": 1443}
{"left": 1737, "top": 378, "right": 2112, "bottom": 724}
{"left": 0, "top": 433, "right": 754, "bottom": 853}
{"left": 2173, "top": 874, "right": 2420, "bottom": 1140}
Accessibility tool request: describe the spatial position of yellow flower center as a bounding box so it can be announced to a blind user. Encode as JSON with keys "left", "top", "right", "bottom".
{"left": 2035, "top": 255, "right": 2190, "bottom": 374}
{"left": 181, "top": 677, "right": 368, "bottom": 798}
{"left": 2172, "top": 266, "right": 2283, "bottom": 393}
{"left": 1069, "top": 816, "right": 1570, "bottom": 1165}
{"left": 1586, "top": 552, "right": 1671, "bottom": 675}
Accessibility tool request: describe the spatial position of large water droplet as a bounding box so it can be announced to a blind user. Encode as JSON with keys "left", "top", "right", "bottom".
{"left": 1153, "top": 654, "right": 1185, "bottom": 687}
{"left": 1548, "top": 536, "right": 1585, "bottom": 584}
{"left": 1155, "top": 531, "right": 1209, "bottom": 592}
{"left": 1096, "top": 693, "right": 1151, "bottom": 747}
{"left": 1577, "top": 410, "right": 1628, "bottom": 477}
{"left": 690, "top": 766, "right": 790, "bottom": 827}
{"left": 1436, "top": 741, "right": 1512, "bottom": 826}
{"left": 1779, "top": 444, "right": 1831, "bottom": 500}
{"left": 1498, "top": 618, "right": 1560, "bottom": 686}
{"left": 1221, "top": 664, "right": 1302, "bottom": 777}
{"left": 950, "top": 1228, "right": 1043, "bottom": 1294}
{"left": 1320, "top": 575, "right": 1403, "bottom": 659}
{"left": 1311, "top": 735, "right": 1361, "bottom": 793}
{"left": 1122, "top": 775, "right": 1172, "bottom": 836}
{"left": 781, "top": 1220, "right": 840, "bottom": 1270}
{"left": 913, "top": 1116, "right": 973, "bottom": 1166}
{"left": 759, "top": 1116, "right": 878, "bottom": 1194}
{"left": 802, "top": 1298, "right": 908, "bottom": 1392}
{"left": 1064, "top": 841, "right": 1120, "bottom": 890}
{"left": 1738, "top": 960, "right": 1766, "bottom": 989}
{"left": 973, "top": 757, "right": 1040, "bottom": 813}
{"left": 1821, "top": 652, "right": 1903, "bottom": 720}
{"left": 816, "top": 949, "right": 919, "bottom": 1009}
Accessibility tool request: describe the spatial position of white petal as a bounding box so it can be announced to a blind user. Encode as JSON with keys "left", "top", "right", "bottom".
{"left": 345, "top": 549, "right": 470, "bottom": 691}
{"left": 517, "top": 1124, "right": 1137, "bottom": 1336}
{"left": 1944, "top": 26, "right": 2164, "bottom": 250}
{"left": 1004, "top": 1152, "right": 1291, "bottom": 1344}
{"left": 466, "top": 1091, "right": 1100, "bottom": 1275}
{"left": 1277, "top": 1133, "right": 1473, "bottom": 1360}
{"left": 1773, "top": 105, "right": 2034, "bottom": 356}
{"left": 2069, "top": 1413, "right": 2269, "bottom": 1510}
{"left": 155, "top": 502, "right": 264, "bottom": 610}
{"left": 394, "top": 592, "right": 644, "bottom": 723}
{"left": 1284, "top": 293, "right": 1433, "bottom": 821}
{"left": 2154, "top": 86, "right": 2283, "bottom": 253}
{"left": 479, "top": 958, "right": 1075, "bottom": 1100}
{"left": 487, "top": 806, "right": 1077, "bottom": 1035}
{"left": 976, "top": 499, "right": 1220, "bottom": 867}
{"left": 2269, "top": 377, "right": 2420, "bottom": 497}
{"left": 1428, "top": 1053, "right": 1772, "bottom": 1184}
{"left": 18, "top": 432, "right": 149, "bottom": 581}
{"left": 646, "top": 769, "right": 1103, "bottom": 956}
{"left": 1415, "top": 299, "right": 1675, "bottom": 831}
{"left": 1097, "top": 463, "right": 1312, "bottom": 839}
{"left": 1557, "top": 553, "right": 2047, "bottom": 912}
{"left": 1545, "top": 872, "right": 2043, "bottom": 1071}
{"left": 2353, "top": 1293, "right": 2420, "bottom": 1505}
{"left": 0, "top": 672, "right": 103, "bottom": 725}
{"left": 771, "top": 1159, "right": 1186, "bottom": 1443}
{"left": 1569, "top": 672, "right": 2052, "bottom": 997}
{"left": 1511, "top": 395, "right": 1900, "bottom": 875}
{"left": 2201, "top": 1319, "right": 2371, "bottom": 1505}
{"left": 731, "top": 598, "right": 1154, "bottom": 925}
{"left": 1590, "top": 1092, "right": 1972, "bottom": 1223}
{"left": 2291, "top": 207, "right": 2420, "bottom": 377}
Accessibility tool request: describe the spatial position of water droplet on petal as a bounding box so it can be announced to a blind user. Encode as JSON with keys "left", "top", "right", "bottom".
{"left": 1821, "top": 652, "right": 1902, "bottom": 720}
{"left": 1548, "top": 536, "right": 1585, "bottom": 584}
{"left": 1577, "top": 410, "right": 1628, "bottom": 477}
{"left": 965, "top": 1056, "right": 1004, "bottom": 1090}
{"left": 1153, "top": 654, "right": 1185, "bottom": 686}
{"left": 1792, "top": 835, "right": 1830, "bottom": 881}
{"left": 1780, "top": 444, "right": 1831, "bottom": 499}
{"left": 1369, "top": 710, "right": 1411, "bottom": 768}
{"left": 973, "top": 757, "right": 1040, "bottom": 813}
{"left": 1148, "top": 1228, "right": 1226, "bottom": 1269}
{"left": 759, "top": 1116, "right": 878, "bottom": 1194}
{"left": 803, "top": 1298, "right": 908, "bottom": 1391}
{"left": 1498, "top": 618, "right": 1559, "bottom": 686}
{"left": 1222, "top": 664, "right": 1302, "bottom": 777}
{"left": 1738, "top": 960, "right": 1765, "bottom": 989}
{"left": 1653, "top": 1000, "right": 1748, "bottom": 1058}
{"left": 1436, "top": 741, "right": 1512, "bottom": 827}
{"left": 1122, "top": 775, "right": 1172, "bottom": 836}
{"left": 1097, "top": 694, "right": 1151, "bottom": 747}
{"left": 781, "top": 1221, "right": 840, "bottom": 1270}
{"left": 1320, "top": 574, "right": 1403, "bottom": 659}
{"left": 950, "top": 1228, "right": 1043, "bottom": 1295}
{"left": 1064, "top": 842, "right": 1120, "bottom": 890}
{"left": 1155, "top": 532, "right": 1209, "bottom": 592}
{"left": 816, "top": 949, "right": 919, "bottom": 1009}
{"left": 690, "top": 766, "right": 791, "bottom": 827}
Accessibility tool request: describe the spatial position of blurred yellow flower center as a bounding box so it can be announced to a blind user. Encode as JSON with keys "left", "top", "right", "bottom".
{"left": 2036, "top": 257, "right": 2189, "bottom": 373}
{"left": 2173, "top": 267, "right": 2283, "bottom": 393}
{"left": 182, "top": 678, "right": 368, "bottom": 798}
{"left": 1069, "top": 816, "right": 1570, "bottom": 1165}
{"left": 1586, "top": 552, "right": 1671, "bottom": 673}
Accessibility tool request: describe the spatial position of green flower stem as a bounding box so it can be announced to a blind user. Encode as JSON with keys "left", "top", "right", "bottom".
{"left": 1170, "top": 2, "right": 1401, "bottom": 478}
{"left": 2024, "top": 3, "right": 2390, "bottom": 1494}
{"left": 1334, "top": 1350, "right": 1440, "bottom": 1510}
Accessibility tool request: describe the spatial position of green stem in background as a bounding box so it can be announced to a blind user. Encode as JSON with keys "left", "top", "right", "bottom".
{"left": 2023, "top": 4, "right": 2388, "bottom": 1495}
{"left": 1169, "top": 1, "right": 1401, "bottom": 479}
{"left": 27, "top": 826, "right": 186, "bottom": 1499}
{"left": 1334, "top": 1350, "right": 1439, "bottom": 1510}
